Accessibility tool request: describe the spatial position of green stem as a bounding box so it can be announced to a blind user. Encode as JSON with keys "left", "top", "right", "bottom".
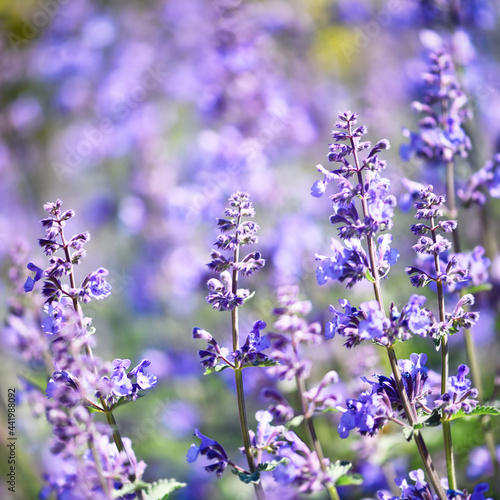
{"left": 431, "top": 217, "right": 457, "bottom": 491}
{"left": 347, "top": 126, "right": 447, "bottom": 499}
{"left": 294, "top": 360, "right": 339, "bottom": 500}
{"left": 387, "top": 348, "right": 447, "bottom": 499}
{"left": 231, "top": 216, "right": 266, "bottom": 500}
{"left": 104, "top": 409, "right": 145, "bottom": 500}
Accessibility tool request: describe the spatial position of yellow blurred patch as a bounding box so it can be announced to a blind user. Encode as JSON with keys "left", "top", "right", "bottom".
{"left": 311, "top": 25, "right": 355, "bottom": 74}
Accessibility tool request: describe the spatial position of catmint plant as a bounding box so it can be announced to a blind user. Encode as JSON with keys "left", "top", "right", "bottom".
{"left": 312, "top": 111, "right": 497, "bottom": 499}
{"left": 402, "top": 47, "right": 500, "bottom": 482}
{"left": 21, "top": 200, "right": 182, "bottom": 500}
{"left": 262, "top": 285, "right": 360, "bottom": 498}
{"left": 188, "top": 192, "right": 274, "bottom": 499}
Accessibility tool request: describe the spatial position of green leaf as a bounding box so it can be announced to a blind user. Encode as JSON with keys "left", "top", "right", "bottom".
{"left": 403, "top": 426, "right": 414, "bottom": 442}
{"left": 463, "top": 283, "right": 493, "bottom": 294}
{"left": 256, "top": 458, "right": 289, "bottom": 472}
{"left": 144, "top": 479, "right": 186, "bottom": 500}
{"left": 285, "top": 415, "right": 304, "bottom": 429}
{"left": 316, "top": 407, "right": 341, "bottom": 414}
{"left": 365, "top": 269, "right": 375, "bottom": 283}
{"left": 327, "top": 460, "right": 363, "bottom": 486}
{"left": 232, "top": 469, "right": 261, "bottom": 484}
{"left": 245, "top": 358, "right": 279, "bottom": 369}
{"left": 449, "top": 405, "right": 500, "bottom": 421}
{"left": 203, "top": 364, "right": 232, "bottom": 375}
{"left": 112, "top": 481, "right": 148, "bottom": 498}
{"left": 419, "top": 409, "right": 442, "bottom": 427}
{"left": 335, "top": 473, "right": 363, "bottom": 486}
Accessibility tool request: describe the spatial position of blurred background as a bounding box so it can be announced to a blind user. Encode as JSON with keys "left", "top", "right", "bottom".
{"left": 1, "top": 0, "right": 500, "bottom": 498}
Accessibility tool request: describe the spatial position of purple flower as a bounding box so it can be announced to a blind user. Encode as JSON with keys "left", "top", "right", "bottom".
{"left": 46, "top": 371, "right": 81, "bottom": 407}
{"left": 110, "top": 358, "right": 133, "bottom": 396}
{"left": 24, "top": 262, "right": 45, "bottom": 292}
{"left": 311, "top": 164, "right": 335, "bottom": 198}
{"left": 232, "top": 320, "right": 271, "bottom": 366}
{"left": 358, "top": 301, "right": 389, "bottom": 341}
{"left": 315, "top": 238, "right": 368, "bottom": 288}
{"left": 274, "top": 431, "right": 330, "bottom": 494}
{"left": 399, "top": 294, "right": 432, "bottom": 337}
{"left": 246, "top": 410, "right": 285, "bottom": 455}
{"left": 434, "top": 364, "right": 479, "bottom": 416}
{"left": 186, "top": 428, "right": 229, "bottom": 477}
{"left": 400, "top": 51, "right": 471, "bottom": 164}
{"left": 459, "top": 153, "right": 500, "bottom": 207}
{"left": 376, "top": 234, "right": 400, "bottom": 277}
{"left": 378, "top": 469, "right": 434, "bottom": 500}
{"left": 262, "top": 388, "right": 295, "bottom": 425}
{"left": 467, "top": 446, "right": 500, "bottom": 480}
{"left": 325, "top": 299, "right": 365, "bottom": 347}
{"left": 129, "top": 359, "right": 157, "bottom": 390}
{"left": 338, "top": 390, "right": 391, "bottom": 439}
{"left": 206, "top": 271, "right": 250, "bottom": 311}
{"left": 366, "top": 353, "right": 431, "bottom": 419}
{"left": 88, "top": 268, "right": 112, "bottom": 300}
{"left": 41, "top": 302, "right": 66, "bottom": 336}
{"left": 109, "top": 358, "right": 157, "bottom": 397}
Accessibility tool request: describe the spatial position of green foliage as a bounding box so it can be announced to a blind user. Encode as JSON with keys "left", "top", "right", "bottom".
{"left": 203, "top": 364, "right": 232, "bottom": 375}
{"left": 327, "top": 460, "right": 363, "bottom": 486}
{"left": 232, "top": 459, "right": 289, "bottom": 484}
{"left": 449, "top": 404, "right": 500, "bottom": 420}
{"left": 112, "top": 479, "right": 185, "bottom": 500}
{"left": 143, "top": 479, "right": 186, "bottom": 500}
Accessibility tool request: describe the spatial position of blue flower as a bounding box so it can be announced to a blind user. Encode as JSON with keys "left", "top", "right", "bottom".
{"left": 186, "top": 429, "right": 229, "bottom": 477}
{"left": 88, "top": 268, "right": 112, "bottom": 300}
{"left": 274, "top": 430, "right": 330, "bottom": 493}
{"left": 41, "top": 302, "right": 66, "bottom": 336}
{"left": 129, "top": 359, "right": 157, "bottom": 390}
{"left": 315, "top": 238, "right": 368, "bottom": 288}
{"left": 338, "top": 390, "right": 391, "bottom": 439}
{"left": 358, "top": 301, "right": 388, "bottom": 341}
{"left": 435, "top": 364, "right": 479, "bottom": 416}
{"left": 24, "top": 262, "right": 45, "bottom": 293}
{"left": 402, "top": 294, "right": 432, "bottom": 337}
{"left": 110, "top": 359, "right": 133, "bottom": 396}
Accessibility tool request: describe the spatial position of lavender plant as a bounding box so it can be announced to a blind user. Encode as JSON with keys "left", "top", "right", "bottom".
{"left": 187, "top": 192, "right": 274, "bottom": 499}
{"left": 263, "top": 285, "right": 361, "bottom": 498}
{"left": 21, "top": 200, "right": 183, "bottom": 500}
{"left": 402, "top": 47, "right": 500, "bottom": 482}
{"left": 311, "top": 111, "right": 498, "bottom": 499}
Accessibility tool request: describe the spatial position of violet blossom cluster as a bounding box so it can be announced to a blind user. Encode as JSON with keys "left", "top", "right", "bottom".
{"left": 206, "top": 191, "right": 265, "bottom": 311}
{"left": 378, "top": 468, "right": 492, "bottom": 500}
{"left": 261, "top": 286, "right": 349, "bottom": 493}
{"left": 338, "top": 353, "right": 430, "bottom": 439}
{"left": 312, "top": 111, "right": 399, "bottom": 317}
{"left": 405, "top": 186, "right": 480, "bottom": 338}
{"left": 400, "top": 51, "right": 471, "bottom": 165}
{"left": 459, "top": 153, "right": 500, "bottom": 207}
